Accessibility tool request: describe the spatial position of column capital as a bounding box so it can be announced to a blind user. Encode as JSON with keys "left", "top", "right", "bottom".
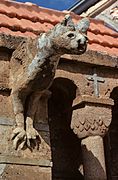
{"left": 71, "top": 95, "right": 114, "bottom": 139}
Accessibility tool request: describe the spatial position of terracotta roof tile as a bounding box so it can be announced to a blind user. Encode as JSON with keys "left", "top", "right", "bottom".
{"left": 0, "top": 13, "right": 46, "bottom": 34}
{"left": 88, "top": 43, "right": 118, "bottom": 56}
{"left": 0, "top": 0, "right": 117, "bottom": 57}
{"left": 88, "top": 32, "right": 118, "bottom": 48}
{"left": 89, "top": 22, "right": 118, "bottom": 37}
{"left": 95, "top": 23, "right": 118, "bottom": 37}
{"left": 0, "top": 27, "right": 37, "bottom": 38}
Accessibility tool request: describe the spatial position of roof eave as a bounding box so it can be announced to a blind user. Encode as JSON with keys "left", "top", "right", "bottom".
{"left": 68, "top": 0, "right": 99, "bottom": 14}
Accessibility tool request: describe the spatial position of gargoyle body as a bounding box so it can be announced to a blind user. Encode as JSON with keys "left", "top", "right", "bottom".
{"left": 10, "top": 15, "right": 90, "bottom": 149}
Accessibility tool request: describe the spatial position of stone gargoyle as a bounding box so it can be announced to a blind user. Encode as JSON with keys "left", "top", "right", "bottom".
{"left": 10, "top": 15, "right": 90, "bottom": 150}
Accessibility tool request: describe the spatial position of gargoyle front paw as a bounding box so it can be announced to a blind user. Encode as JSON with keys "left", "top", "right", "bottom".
{"left": 26, "top": 127, "right": 40, "bottom": 149}
{"left": 11, "top": 127, "right": 26, "bottom": 150}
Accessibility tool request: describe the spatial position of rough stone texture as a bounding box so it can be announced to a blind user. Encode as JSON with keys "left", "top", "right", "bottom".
{"left": 0, "top": 32, "right": 52, "bottom": 180}
{"left": 0, "top": 16, "right": 90, "bottom": 180}
{"left": 1, "top": 165, "right": 51, "bottom": 180}
{"left": 55, "top": 54, "right": 118, "bottom": 179}
{"left": 0, "top": 13, "right": 117, "bottom": 180}
{"left": 0, "top": 164, "right": 6, "bottom": 176}
{"left": 73, "top": 95, "right": 114, "bottom": 107}
{"left": 61, "top": 51, "right": 118, "bottom": 69}
{"left": 71, "top": 96, "right": 113, "bottom": 138}
{"left": 57, "top": 58, "right": 118, "bottom": 99}
{"left": 10, "top": 16, "right": 90, "bottom": 150}
{"left": 81, "top": 136, "right": 107, "bottom": 180}
{"left": 0, "top": 34, "right": 25, "bottom": 51}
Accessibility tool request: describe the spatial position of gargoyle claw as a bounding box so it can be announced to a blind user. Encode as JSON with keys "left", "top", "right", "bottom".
{"left": 26, "top": 127, "right": 39, "bottom": 149}
{"left": 12, "top": 127, "right": 40, "bottom": 150}
{"left": 12, "top": 127, "right": 26, "bottom": 150}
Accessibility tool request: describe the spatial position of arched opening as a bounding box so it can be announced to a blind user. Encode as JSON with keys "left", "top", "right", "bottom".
{"left": 104, "top": 87, "right": 118, "bottom": 180}
{"left": 48, "top": 77, "right": 84, "bottom": 179}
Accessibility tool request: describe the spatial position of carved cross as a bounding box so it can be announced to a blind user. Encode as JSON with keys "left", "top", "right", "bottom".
{"left": 87, "top": 68, "right": 105, "bottom": 97}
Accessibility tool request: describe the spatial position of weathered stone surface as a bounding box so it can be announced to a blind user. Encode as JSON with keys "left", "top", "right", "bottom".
{"left": 0, "top": 34, "right": 25, "bottom": 50}
{"left": 0, "top": 11, "right": 118, "bottom": 180}
{"left": 73, "top": 95, "right": 114, "bottom": 107}
{"left": 0, "top": 155, "right": 52, "bottom": 167}
{"left": 53, "top": 52, "right": 118, "bottom": 179}
{"left": 0, "top": 56, "right": 9, "bottom": 90}
{"left": 9, "top": 16, "right": 90, "bottom": 150}
{"left": 0, "top": 16, "right": 90, "bottom": 179}
{"left": 0, "top": 117, "right": 14, "bottom": 126}
{"left": 0, "top": 164, "right": 6, "bottom": 176}
{"left": 1, "top": 165, "right": 51, "bottom": 180}
{"left": 87, "top": 67, "right": 105, "bottom": 97}
{"left": 71, "top": 96, "right": 113, "bottom": 138}
{"left": 57, "top": 58, "right": 118, "bottom": 99}
{"left": 0, "top": 124, "right": 52, "bottom": 178}
{"left": 81, "top": 136, "right": 107, "bottom": 180}
{"left": 61, "top": 50, "right": 118, "bottom": 69}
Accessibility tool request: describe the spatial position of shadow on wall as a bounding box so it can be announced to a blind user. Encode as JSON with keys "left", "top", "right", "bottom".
{"left": 104, "top": 87, "right": 118, "bottom": 179}
{"left": 48, "top": 77, "right": 84, "bottom": 180}
{"left": 82, "top": 144, "right": 107, "bottom": 179}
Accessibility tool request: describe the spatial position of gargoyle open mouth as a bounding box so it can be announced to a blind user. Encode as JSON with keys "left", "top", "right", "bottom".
{"left": 78, "top": 44, "right": 86, "bottom": 53}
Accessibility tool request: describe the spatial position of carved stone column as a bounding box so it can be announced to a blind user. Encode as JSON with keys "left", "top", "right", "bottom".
{"left": 71, "top": 95, "right": 114, "bottom": 180}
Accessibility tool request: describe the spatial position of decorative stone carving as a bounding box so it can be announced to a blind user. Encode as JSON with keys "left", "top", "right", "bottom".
{"left": 10, "top": 15, "right": 90, "bottom": 149}
{"left": 71, "top": 95, "right": 114, "bottom": 139}
{"left": 87, "top": 68, "right": 105, "bottom": 97}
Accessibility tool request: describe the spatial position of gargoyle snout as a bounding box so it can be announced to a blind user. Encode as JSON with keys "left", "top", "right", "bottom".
{"left": 77, "top": 36, "right": 88, "bottom": 46}
{"left": 77, "top": 36, "right": 88, "bottom": 53}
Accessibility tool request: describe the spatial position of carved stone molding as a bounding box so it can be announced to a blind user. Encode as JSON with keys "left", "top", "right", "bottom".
{"left": 0, "top": 155, "right": 52, "bottom": 167}
{"left": 71, "top": 95, "right": 114, "bottom": 139}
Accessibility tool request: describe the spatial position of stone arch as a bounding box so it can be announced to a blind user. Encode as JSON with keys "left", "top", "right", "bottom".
{"left": 104, "top": 87, "right": 118, "bottom": 180}
{"left": 48, "top": 77, "right": 84, "bottom": 179}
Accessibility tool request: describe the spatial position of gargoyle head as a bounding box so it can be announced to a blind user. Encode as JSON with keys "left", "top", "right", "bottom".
{"left": 51, "top": 15, "right": 90, "bottom": 55}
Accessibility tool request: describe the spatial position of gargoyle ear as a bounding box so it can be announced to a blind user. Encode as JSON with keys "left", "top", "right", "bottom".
{"left": 76, "top": 17, "right": 90, "bottom": 34}
{"left": 61, "top": 15, "right": 75, "bottom": 29}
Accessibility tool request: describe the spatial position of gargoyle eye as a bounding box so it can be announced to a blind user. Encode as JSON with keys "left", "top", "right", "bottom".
{"left": 67, "top": 33, "right": 75, "bottom": 39}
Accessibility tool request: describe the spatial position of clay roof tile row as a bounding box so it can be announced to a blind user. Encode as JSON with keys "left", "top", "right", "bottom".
{"left": 88, "top": 43, "right": 118, "bottom": 57}
{"left": 88, "top": 32, "right": 118, "bottom": 48}
{"left": 0, "top": 0, "right": 118, "bottom": 56}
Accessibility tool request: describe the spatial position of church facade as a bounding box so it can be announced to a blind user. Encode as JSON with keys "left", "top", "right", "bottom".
{"left": 0, "top": 0, "right": 118, "bottom": 179}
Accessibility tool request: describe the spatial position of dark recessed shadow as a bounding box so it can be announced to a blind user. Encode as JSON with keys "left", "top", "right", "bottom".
{"left": 48, "top": 77, "right": 84, "bottom": 180}
{"left": 104, "top": 87, "right": 118, "bottom": 179}
{"left": 82, "top": 144, "right": 107, "bottom": 179}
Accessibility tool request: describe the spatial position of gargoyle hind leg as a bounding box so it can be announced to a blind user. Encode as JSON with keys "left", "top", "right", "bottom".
{"left": 11, "top": 90, "right": 26, "bottom": 150}
{"left": 25, "top": 91, "right": 42, "bottom": 148}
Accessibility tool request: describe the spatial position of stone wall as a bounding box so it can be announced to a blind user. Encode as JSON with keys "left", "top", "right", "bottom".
{"left": 0, "top": 33, "right": 118, "bottom": 180}
{"left": 0, "top": 34, "right": 84, "bottom": 180}
{"left": 0, "top": 34, "right": 52, "bottom": 180}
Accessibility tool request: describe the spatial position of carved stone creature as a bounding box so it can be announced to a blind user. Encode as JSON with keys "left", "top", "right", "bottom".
{"left": 10, "top": 15, "right": 90, "bottom": 150}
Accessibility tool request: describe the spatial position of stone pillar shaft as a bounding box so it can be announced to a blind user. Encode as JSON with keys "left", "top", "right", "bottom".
{"left": 81, "top": 136, "right": 107, "bottom": 180}
{"left": 71, "top": 95, "right": 113, "bottom": 180}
